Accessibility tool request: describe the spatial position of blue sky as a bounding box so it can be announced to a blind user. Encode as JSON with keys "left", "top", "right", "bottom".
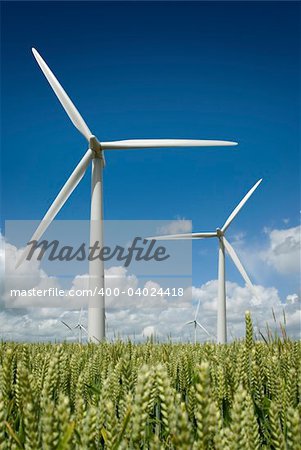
{"left": 1, "top": 1, "right": 300, "bottom": 307}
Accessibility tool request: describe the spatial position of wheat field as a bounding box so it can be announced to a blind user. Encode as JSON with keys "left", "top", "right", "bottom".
{"left": 0, "top": 313, "right": 300, "bottom": 449}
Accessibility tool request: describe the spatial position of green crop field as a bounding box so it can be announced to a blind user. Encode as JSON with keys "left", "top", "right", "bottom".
{"left": 0, "top": 313, "right": 300, "bottom": 449}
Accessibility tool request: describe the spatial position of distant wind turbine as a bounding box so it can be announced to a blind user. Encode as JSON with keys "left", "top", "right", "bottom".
{"left": 61, "top": 308, "right": 88, "bottom": 344}
{"left": 185, "top": 298, "right": 212, "bottom": 344}
{"left": 16, "top": 48, "right": 238, "bottom": 342}
{"left": 147, "top": 179, "right": 262, "bottom": 344}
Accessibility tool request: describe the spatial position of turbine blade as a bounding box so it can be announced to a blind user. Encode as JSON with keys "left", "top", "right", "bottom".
{"left": 184, "top": 321, "right": 194, "bottom": 325}
{"left": 221, "top": 179, "right": 262, "bottom": 233}
{"left": 16, "top": 149, "right": 93, "bottom": 268}
{"left": 223, "top": 237, "right": 259, "bottom": 300}
{"left": 196, "top": 321, "right": 211, "bottom": 337}
{"left": 101, "top": 139, "right": 238, "bottom": 149}
{"left": 32, "top": 48, "right": 92, "bottom": 141}
{"left": 146, "top": 232, "right": 217, "bottom": 240}
{"left": 194, "top": 298, "right": 201, "bottom": 321}
{"left": 61, "top": 321, "right": 72, "bottom": 331}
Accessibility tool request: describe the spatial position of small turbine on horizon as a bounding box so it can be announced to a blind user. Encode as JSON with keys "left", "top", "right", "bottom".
{"left": 147, "top": 179, "right": 262, "bottom": 345}
{"left": 185, "top": 298, "right": 212, "bottom": 344}
{"left": 16, "top": 48, "right": 237, "bottom": 342}
{"left": 61, "top": 308, "right": 88, "bottom": 344}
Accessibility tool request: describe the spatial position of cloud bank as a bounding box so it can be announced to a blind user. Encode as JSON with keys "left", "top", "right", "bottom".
{"left": 0, "top": 228, "right": 300, "bottom": 342}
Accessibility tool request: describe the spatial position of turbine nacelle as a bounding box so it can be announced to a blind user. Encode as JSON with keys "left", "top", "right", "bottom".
{"left": 89, "top": 136, "right": 106, "bottom": 165}
{"left": 216, "top": 228, "right": 223, "bottom": 238}
{"left": 89, "top": 135, "right": 101, "bottom": 153}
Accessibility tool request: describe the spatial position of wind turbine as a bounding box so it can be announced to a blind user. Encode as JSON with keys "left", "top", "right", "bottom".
{"left": 16, "top": 48, "right": 237, "bottom": 342}
{"left": 147, "top": 179, "right": 262, "bottom": 344}
{"left": 61, "top": 308, "right": 88, "bottom": 344}
{"left": 185, "top": 298, "right": 212, "bottom": 344}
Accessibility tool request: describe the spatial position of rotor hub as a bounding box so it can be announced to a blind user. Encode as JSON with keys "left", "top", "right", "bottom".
{"left": 89, "top": 135, "right": 105, "bottom": 164}
{"left": 216, "top": 228, "right": 223, "bottom": 237}
{"left": 89, "top": 135, "right": 101, "bottom": 153}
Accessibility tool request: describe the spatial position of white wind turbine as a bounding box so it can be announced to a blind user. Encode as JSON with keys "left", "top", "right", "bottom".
{"left": 61, "top": 308, "right": 88, "bottom": 344}
{"left": 16, "top": 48, "right": 237, "bottom": 342}
{"left": 147, "top": 179, "right": 262, "bottom": 344}
{"left": 185, "top": 298, "right": 212, "bottom": 344}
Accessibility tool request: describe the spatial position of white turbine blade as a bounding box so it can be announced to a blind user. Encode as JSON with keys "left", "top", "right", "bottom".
{"left": 146, "top": 232, "right": 217, "bottom": 241}
{"left": 61, "top": 321, "right": 72, "bottom": 331}
{"left": 32, "top": 48, "right": 92, "bottom": 141}
{"left": 101, "top": 139, "right": 238, "bottom": 149}
{"left": 222, "top": 179, "right": 262, "bottom": 233}
{"left": 16, "top": 149, "right": 93, "bottom": 268}
{"left": 194, "top": 298, "right": 201, "bottom": 321}
{"left": 184, "top": 321, "right": 194, "bottom": 325}
{"left": 196, "top": 321, "right": 211, "bottom": 337}
{"left": 223, "top": 237, "right": 259, "bottom": 300}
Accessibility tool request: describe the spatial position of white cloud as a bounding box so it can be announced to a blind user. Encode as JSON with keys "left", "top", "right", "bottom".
{"left": 0, "top": 231, "right": 300, "bottom": 342}
{"left": 286, "top": 293, "right": 299, "bottom": 304}
{"left": 157, "top": 218, "right": 192, "bottom": 235}
{"left": 261, "top": 225, "right": 300, "bottom": 275}
{"left": 0, "top": 273, "right": 300, "bottom": 342}
{"left": 1, "top": 234, "right": 74, "bottom": 309}
{"left": 142, "top": 325, "right": 158, "bottom": 337}
{"left": 1, "top": 238, "right": 42, "bottom": 302}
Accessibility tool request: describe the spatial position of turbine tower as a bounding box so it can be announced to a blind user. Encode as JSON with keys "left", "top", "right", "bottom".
{"left": 147, "top": 179, "right": 262, "bottom": 344}
{"left": 16, "top": 48, "right": 237, "bottom": 342}
{"left": 185, "top": 298, "right": 212, "bottom": 344}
